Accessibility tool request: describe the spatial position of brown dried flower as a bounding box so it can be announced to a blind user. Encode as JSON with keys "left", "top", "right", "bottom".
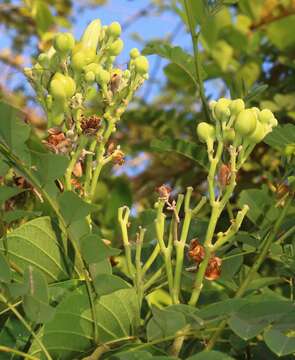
{"left": 43, "top": 128, "right": 71, "bottom": 154}
{"left": 156, "top": 184, "right": 172, "bottom": 201}
{"left": 188, "top": 239, "right": 205, "bottom": 264}
{"left": 80, "top": 115, "right": 101, "bottom": 136}
{"left": 205, "top": 256, "right": 222, "bottom": 281}
{"left": 112, "top": 149, "right": 125, "bottom": 166}
{"left": 218, "top": 163, "right": 231, "bottom": 188}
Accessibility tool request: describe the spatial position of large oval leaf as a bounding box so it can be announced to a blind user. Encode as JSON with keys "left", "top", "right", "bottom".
{"left": 29, "top": 286, "right": 140, "bottom": 359}
{"left": 0, "top": 217, "right": 72, "bottom": 282}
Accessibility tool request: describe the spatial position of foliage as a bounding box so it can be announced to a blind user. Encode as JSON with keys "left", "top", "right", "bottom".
{"left": 0, "top": 1, "right": 295, "bottom": 360}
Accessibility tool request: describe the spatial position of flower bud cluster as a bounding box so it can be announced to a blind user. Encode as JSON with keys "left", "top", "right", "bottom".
{"left": 197, "top": 98, "right": 278, "bottom": 157}
{"left": 24, "top": 19, "right": 149, "bottom": 131}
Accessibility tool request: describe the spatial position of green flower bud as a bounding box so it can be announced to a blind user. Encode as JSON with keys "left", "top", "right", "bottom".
{"left": 84, "top": 63, "right": 102, "bottom": 76}
{"left": 85, "top": 71, "right": 96, "bottom": 83}
{"left": 50, "top": 73, "right": 76, "bottom": 99}
{"left": 223, "top": 128, "right": 235, "bottom": 142}
{"left": 80, "top": 19, "right": 102, "bottom": 51}
{"left": 258, "top": 109, "right": 275, "bottom": 124}
{"left": 54, "top": 33, "right": 75, "bottom": 53}
{"left": 130, "top": 48, "right": 140, "bottom": 59}
{"left": 197, "top": 122, "right": 215, "bottom": 143}
{"left": 96, "top": 69, "right": 111, "bottom": 85}
{"left": 49, "top": 79, "right": 67, "bottom": 99}
{"left": 214, "top": 98, "right": 231, "bottom": 120}
{"left": 107, "top": 22, "right": 122, "bottom": 38}
{"left": 107, "top": 39, "right": 124, "bottom": 56}
{"left": 229, "top": 99, "right": 245, "bottom": 115}
{"left": 71, "top": 49, "right": 96, "bottom": 71}
{"left": 134, "top": 55, "right": 149, "bottom": 75}
{"left": 248, "top": 121, "right": 266, "bottom": 143}
{"left": 234, "top": 109, "right": 257, "bottom": 136}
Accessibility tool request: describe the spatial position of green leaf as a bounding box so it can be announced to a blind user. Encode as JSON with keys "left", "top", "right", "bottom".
{"left": 3, "top": 210, "right": 41, "bottom": 224}
{"left": 33, "top": 0, "right": 54, "bottom": 34}
{"left": 22, "top": 266, "right": 55, "bottom": 323}
{"left": 238, "top": 187, "right": 280, "bottom": 228}
{"left": 143, "top": 42, "right": 198, "bottom": 86}
{"left": 0, "top": 186, "right": 23, "bottom": 206}
{"left": 0, "top": 102, "right": 31, "bottom": 163}
{"left": 58, "top": 191, "right": 98, "bottom": 226}
{"left": 104, "top": 178, "right": 132, "bottom": 225}
{"left": 187, "top": 351, "right": 235, "bottom": 360}
{"left": 147, "top": 307, "right": 187, "bottom": 341}
{"left": 266, "top": 15, "right": 295, "bottom": 51}
{"left": 228, "top": 313, "right": 268, "bottom": 340}
{"left": 264, "top": 328, "right": 295, "bottom": 357}
{"left": 80, "top": 234, "right": 120, "bottom": 264}
{"left": 29, "top": 287, "right": 140, "bottom": 359}
{"left": 151, "top": 138, "right": 208, "bottom": 169}
{"left": 228, "top": 300, "right": 294, "bottom": 340}
{"left": 0, "top": 217, "right": 72, "bottom": 282}
{"left": 0, "top": 253, "right": 11, "bottom": 283}
{"left": 93, "top": 274, "right": 130, "bottom": 296}
{"left": 264, "top": 124, "right": 295, "bottom": 150}
{"left": 31, "top": 151, "right": 69, "bottom": 187}
{"left": 0, "top": 316, "right": 30, "bottom": 359}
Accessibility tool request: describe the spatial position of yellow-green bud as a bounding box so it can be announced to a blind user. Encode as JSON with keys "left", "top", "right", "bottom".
{"left": 248, "top": 121, "right": 266, "bottom": 143}
{"left": 197, "top": 122, "right": 215, "bottom": 143}
{"left": 134, "top": 55, "right": 149, "bottom": 75}
{"left": 85, "top": 71, "right": 96, "bottom": 83}
{"left": 107, "top": 39, "right": 124, "bottom": 56}
{"left": 54, "top": 33, "right": 75, "bottom": 53}
{"left": 259, "top": 109, "right": 274, "bottom": 124}
{"left": 229, "top": 99, "right": 245, "bottom": 115}
{"left": 234, "top": 109, "right": 257, "bottom": 136}
{"left": 130, "top": 48, "right": 140, "bottom": 59}
{"left": 223, "top": 128, "right": 235, "bottom": 142}
{"left": 214, "top": 98, "right": 231, "bottom": 120}
{"left": 96, "top": 69, "right": 111, "bottom": 85}
{"left": 71, "top": 49, "right": 96, "bottom": 71}
{"left": 107, "top": 22, "right": 122, "bottom": 37}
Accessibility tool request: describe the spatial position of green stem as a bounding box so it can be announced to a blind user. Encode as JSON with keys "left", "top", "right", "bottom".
{"left": 208, "top": 142, "right": 223, "bottom": 205}
{"left": 0, "top": 294, "right": 52, "bottom": 360}
{"left": 206, "top": 197, "right": 292, "bottom": 350}
{"left": 84, "top": 138, "right": 97, "bottom": 197}
{"left": 142, "top": 244, "right": 160, "bottom": 275}
{"left": 173, "top": 188, "right": 193, "bottom": 304}
{"left": 143, "top": 266, "right": 164, "bottom": 291}
{"left": 0, "top": 346, "right": 39, "bottom": 360}
{"left": 118, "top": 207, "right": 134, "bottom": 279}
{"left": 212, "top": 204, "right": 249, "bottom": 251}
{"left": 183, "top": 0, "right": 211, "bottom": 123}
{"left": 135, "top": 227, "right": 145, "bottom": 305}
{"left": 189, "top": 203, "right": 220, "bottom": 306}
{"left": 65, "top": 135, "right": 87, "bottom": 191}
{"left": 89, "top": 119, "right": 116, "bottom": 200}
